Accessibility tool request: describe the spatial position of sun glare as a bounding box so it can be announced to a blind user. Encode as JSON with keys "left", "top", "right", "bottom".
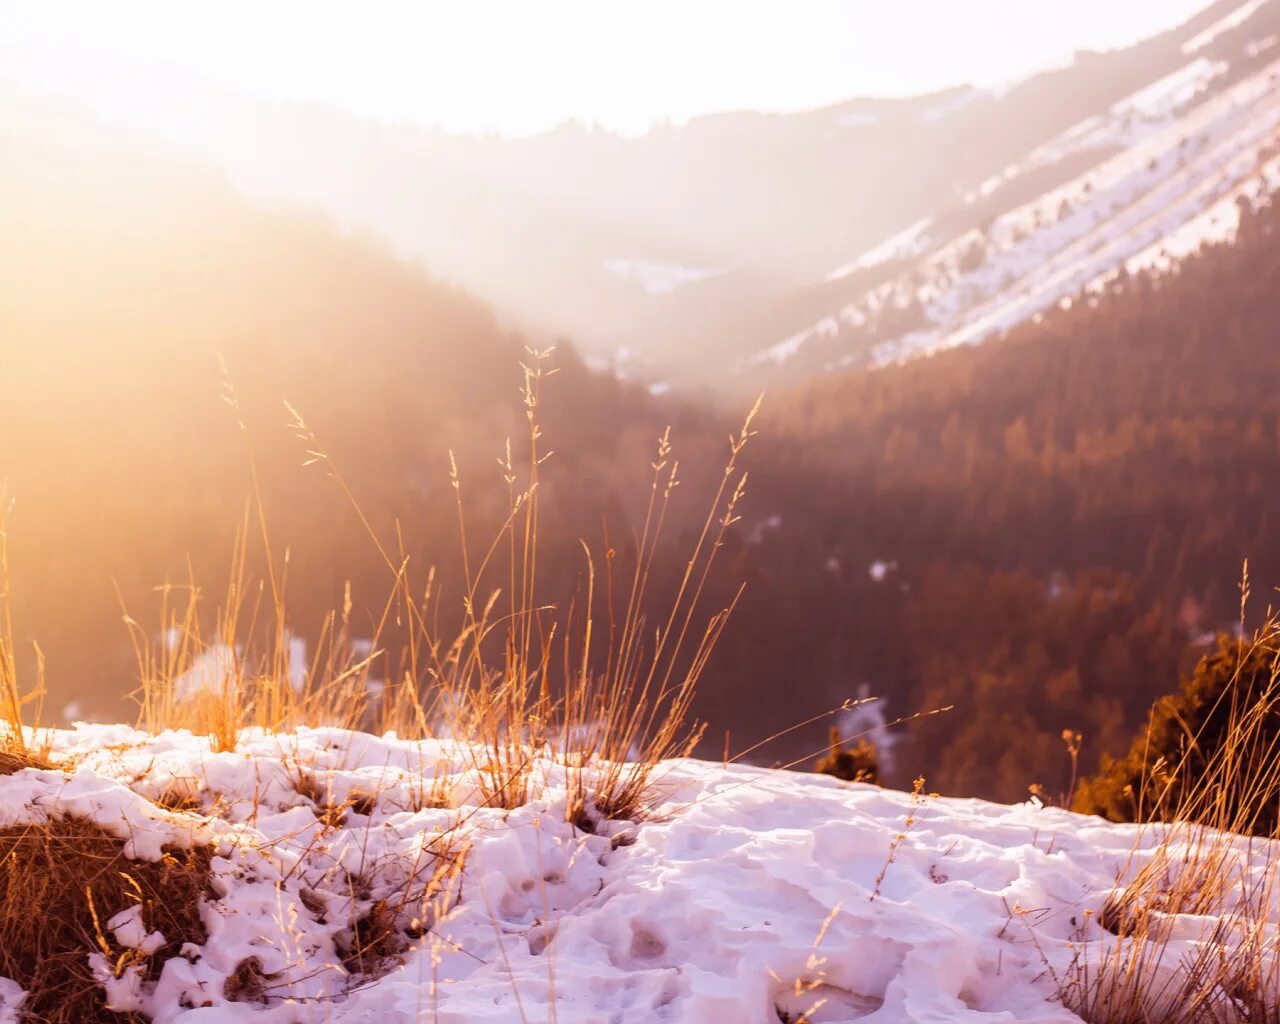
{"left": 2, "top": 0, "right": 1214, "bottom": 136}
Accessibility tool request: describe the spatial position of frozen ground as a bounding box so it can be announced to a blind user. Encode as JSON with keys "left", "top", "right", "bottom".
{"left": 0, "top": 724, "right": 1250, "bottom": 1022}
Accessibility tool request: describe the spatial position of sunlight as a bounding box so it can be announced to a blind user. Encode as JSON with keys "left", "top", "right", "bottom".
{"left": 2, "top": 0, "right": 1213, "bottom": 135}
{"left": 5, "top": 0, "right": 1280, "bottom": 1017}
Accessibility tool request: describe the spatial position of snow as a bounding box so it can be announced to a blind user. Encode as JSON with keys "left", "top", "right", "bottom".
{"left": 969, "top": 57, "right": 1229, "bottom": 205}
{"left": 1247, "top": 33, "right": 1280, "bottom": 57}
{"left": 1118, "top": 149, "right": 1280, "bottom": 276}
{"left": 1182, "top": 0, "right": 1269, "bottom": 54}
{"left": 0, "top": 722, "right": 1272, "bottom": 1022}
{"left": 918, "top": 88, "right": 985, "bottom": 124}
{"left": 825, "top": 218, "right": 934, "bottom": 283}
{"left": 835, "top": 111, "right": 882, "bottom": 128}
{"left": 109, "top": 905, "right": 167, "bottom": 955}
{"left": 604, "top": 259, "right": 731, "bottom": 296}
{"left": 1113, "top": 58, "right": 1228, "bottom": 125}
{"left": 750, "top": 315, "right": 839, "bottom": 367}
{"left": 867, "top": 560, "right": 897, "bottom": 583}
{"left": 0, "top": 978, "right": 23, "bottom": 1024}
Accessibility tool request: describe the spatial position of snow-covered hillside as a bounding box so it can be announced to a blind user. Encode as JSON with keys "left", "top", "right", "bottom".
{"left": 752, "top": 1, "right": 1280, "bottom": 380}
{"left": 0, "top": 724, "right": 1264, "bottom": 1023}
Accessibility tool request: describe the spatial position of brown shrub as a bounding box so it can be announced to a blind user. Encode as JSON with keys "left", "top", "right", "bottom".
{"left": 1058, "top": 619, "right": 1280, "bottom": 1022}
{"left": 0, "top": 817, "right": 211, "bottom": 1023}
{"left": 222, "top": 956, "right": 269, "bottom": 1004}
{"left": 815, "top": 728, "right": 881, "bottom": 784}
{"left": 0, "top": 747, "right": 53, "bottom": 776}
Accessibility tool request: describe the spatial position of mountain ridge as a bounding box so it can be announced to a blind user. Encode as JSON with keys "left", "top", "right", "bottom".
{"left": 4, "top": 0, "right": 1268, "bottom": 387}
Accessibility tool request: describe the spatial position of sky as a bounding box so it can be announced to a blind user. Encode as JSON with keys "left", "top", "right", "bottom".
{"left": 1, "top": 0, "right": 1216, "bottom": 136}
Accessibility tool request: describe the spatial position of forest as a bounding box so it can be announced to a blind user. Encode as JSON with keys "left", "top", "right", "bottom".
{"left": 749, "top": 194, "right": 1279, "bottom": 797}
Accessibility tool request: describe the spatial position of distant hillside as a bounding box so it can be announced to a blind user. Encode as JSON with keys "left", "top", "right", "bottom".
{"left": 733, "top": 192, "right": 1280, "bottom": 798}
{"left": 6, "top": 0, "right": 1277, "bottom": 386}
{"left": 764, "top": 193, "right": 1280, "bottom": 595}
{"left": 751, "top": 0, "right": 1280, "bottom": 385}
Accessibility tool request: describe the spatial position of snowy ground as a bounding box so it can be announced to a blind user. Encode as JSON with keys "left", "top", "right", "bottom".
{"left": 0, "top": 724, "right": 1246, "bottom": 1023}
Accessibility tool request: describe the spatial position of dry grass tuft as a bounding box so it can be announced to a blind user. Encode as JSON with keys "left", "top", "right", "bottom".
{"left": 276, "top": 352, "right": 758, "bottom": 826}
{"left": 336, "top": 899, "right": 406, "bottom": 977}
{"left": 336, "top": 836, "right": 468, "bottom": 984}
{"left": 121, "top": 509, "right": 383, "bottom": 754}
{"left": 222, "top": 956, "right": 270, "bottom": 1004}
{"left": 1060, "top": 585, "right": 1280, "bottom": 1023}
{"left": 0, "top": 817, "right": 212, "bottom": 1023}
{"left": 0, "top": 746, "right": 53, "bottom": 776}
{"left": 815, "top": 727, "right": 880, "bottom": 784}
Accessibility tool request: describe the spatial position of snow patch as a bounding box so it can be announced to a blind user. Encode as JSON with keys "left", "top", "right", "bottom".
{"left": 1114, "top": 58, "right": 1229, "bottom": 124}
{"left": 825, "top": 217, "right": 934, "bottom": 283}
{"left": 605, "top": 258, "right": 731, "bottom": 295}
{"left": 918, "top": 88, "right": 984, "bottom": 124}
{"left": 836, "top": 110, "right": 882, "bottom": 128}
{"left": 1182, "top": 0, "right": 1269, "bottom": 54}
{"left": 751, "top": 316, "right": 839, "bottom": 367}
{"left": 1247, "top": 33, "right": 1280, "bottom": 57}
{"left": 868, "top": 559, "right": 897, "bottom": 583}
{"left": 0, "top": 978, "right": 24, "bottom": 1024}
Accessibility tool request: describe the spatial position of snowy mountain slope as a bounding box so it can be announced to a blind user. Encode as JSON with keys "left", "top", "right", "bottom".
{"left": 1, "top": 723, "right": 1268, "bottom": 1023}
{"left": 750, "top": 1, "right": 1280, "bottom": 383}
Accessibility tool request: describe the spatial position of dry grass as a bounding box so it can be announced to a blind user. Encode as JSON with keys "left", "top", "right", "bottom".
{"left": 338, "top": 842, "right": 467, "bottom": 981}
{"left": 0, "top": 486, "right": 45, "bottom": 757}
{"left": 870, "top": 776, "right": 931, "bottom": 902}
{"left": 0, "top": 818, "right": 211, "bottom": 1023}
{"left": 0, "top": 352, "right": 758, "bottom": 1018}
{"left": 1060, "top": 601, "right": 1280, "bottom": 1023}
{"left": 95, "top": 351, "right": 752, "bottom": 834}
{"left": 0, "top": 746, "right": 53, "bottom": 776}
{"left": 274, "top": 349, "right": 757, "bottom": 826}
{"left": 121, "top": 514, "right": 384, "bottom": 753}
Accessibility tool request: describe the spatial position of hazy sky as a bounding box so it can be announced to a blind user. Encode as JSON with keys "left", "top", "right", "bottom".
{"left": 2, "top": 0, "right": 1215, "bottom": 135}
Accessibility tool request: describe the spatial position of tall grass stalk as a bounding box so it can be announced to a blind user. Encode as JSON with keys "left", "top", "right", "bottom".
{"left": 117, "top": 352, "right": 756, "bottom": 826}
{"left": 0, "top": 487, "right": 43, "bottom": 751}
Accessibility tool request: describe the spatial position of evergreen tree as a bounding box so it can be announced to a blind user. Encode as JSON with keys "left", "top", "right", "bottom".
{"left": 1073, "top": 635, "right": 1280, "bottom": 834}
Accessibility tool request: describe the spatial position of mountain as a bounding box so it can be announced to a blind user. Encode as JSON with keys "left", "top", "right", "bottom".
{"left": 5, "top": 0, "right": 1278, "bottom": 388}
{"left": 741, "top": 187, "right": 1280, "bottom": 799}
{"left": 750, "top": 0, "right": 1280, "bottom": 385}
